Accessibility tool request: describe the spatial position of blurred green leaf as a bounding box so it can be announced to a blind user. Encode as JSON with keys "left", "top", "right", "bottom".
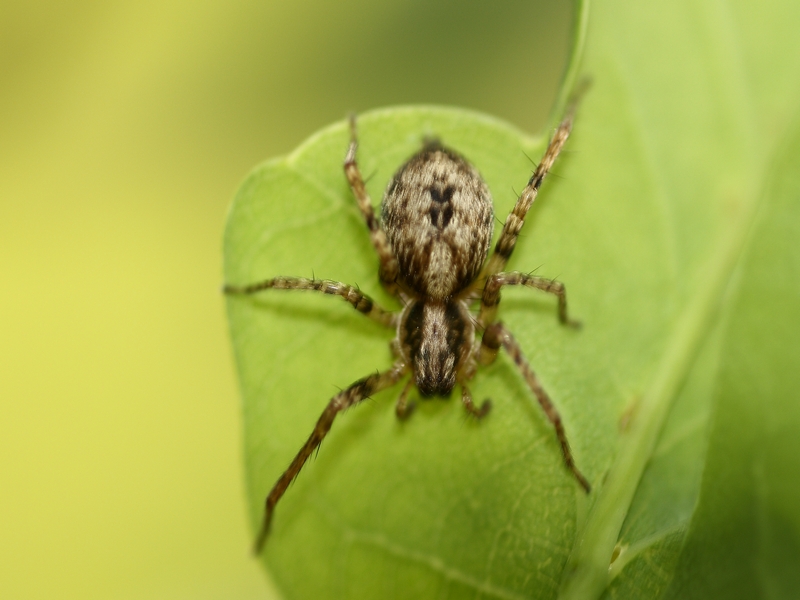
{"left": 224, "top": 0, "right": 800, "bottom": 598}
{"left": 658, "top": 119, "right": 800, "bottom": 600}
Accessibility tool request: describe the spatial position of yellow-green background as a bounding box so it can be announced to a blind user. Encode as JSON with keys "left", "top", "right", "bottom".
{"left": 0, "top": 1, "right": 571, "bottom": 598}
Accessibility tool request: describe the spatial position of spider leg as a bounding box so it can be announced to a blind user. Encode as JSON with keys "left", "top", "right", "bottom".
{"left": 253, "top": 361, "right": 407, "bottom": 554}
{"left": 480, "top": 322, "right": 590, "bottom": 493}
{"left": 460, "top": 384, "right": 491, "bottom": 419}
{"left": 482, "top": 86, "right": 587, "bottom": 278}
{"left": 478, "top": 271, "right": 581, "bottom": 329}
{"left": 344, "top": 116, "right": 401, "bottom": 294}
{"left": 394, "top": 378, "right": 416, "bottom": 420}
{"left": 224, "top": 276, "right": 397, "bottom": 328}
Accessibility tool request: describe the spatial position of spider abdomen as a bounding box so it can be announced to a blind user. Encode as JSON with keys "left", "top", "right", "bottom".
{"left": 381, "top": 143, "right": 494, "bottom": 301}
{"left": 399, "top": 299, "right": 474, "bottom": 397}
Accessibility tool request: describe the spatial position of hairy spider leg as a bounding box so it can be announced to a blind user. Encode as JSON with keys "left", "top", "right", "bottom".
{"left": 480, "top": 322, "right": 591, "bottom": 493}
{"left": 224, "top": 276, "right": 397, "bottom": 328}
{"left": 253, "top": 362, "right": 408, "bottom": 554}
{"left": 394, "top": 378, "right": 416, "bottom": 420}
{"left": 478, "top": 271, "right": 581, "bottom": 329}
{"left": 482, "top": 85, "right": 587, "bottom": 279}
{"left": 460, "top": 384, "right": 492, "bottom": 419}
{"left": 344, "top": 116, "right": 401, "bottom": 295}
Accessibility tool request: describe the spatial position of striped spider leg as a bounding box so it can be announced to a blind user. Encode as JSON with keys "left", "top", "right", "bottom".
{"left": 469, "top": 85, "right": 591, "bottom": 493}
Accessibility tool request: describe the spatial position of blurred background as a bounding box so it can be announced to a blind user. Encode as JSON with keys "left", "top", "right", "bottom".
{"left": 0, "top": 1, "right": 572, "bottom": 598}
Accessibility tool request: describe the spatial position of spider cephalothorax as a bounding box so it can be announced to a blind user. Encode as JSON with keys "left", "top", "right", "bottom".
{"left": 382, "top": 142, "right": 494, "bottom": 301}
{"left": 225, "top": 91, "right": 591, "bottom": 554}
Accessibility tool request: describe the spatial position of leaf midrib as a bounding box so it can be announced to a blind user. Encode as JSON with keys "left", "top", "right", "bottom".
{"left": 557, "top": 4, "right": 764, "bottom": 594}
{"left": 559, "top": 178, "right": 757, "bottom": 598}
{"left": 559, "top": 32, "right": 764, "bottom": 600}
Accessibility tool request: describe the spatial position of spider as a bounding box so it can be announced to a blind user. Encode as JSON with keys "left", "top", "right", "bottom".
{"left": 225, "top": 91, "right": 591, "bottom": 554}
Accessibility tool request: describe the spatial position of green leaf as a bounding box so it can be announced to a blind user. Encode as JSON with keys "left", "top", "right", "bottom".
{"left": 660, "top": 122, "right": 800, "bottom": 600}
{"left": 223, "top": 0, "right": 800, "bottom": 598}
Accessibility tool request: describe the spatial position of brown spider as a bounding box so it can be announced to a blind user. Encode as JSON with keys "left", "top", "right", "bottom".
{"left": 225, "top": 92, "right": 591, "bottom": 554}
